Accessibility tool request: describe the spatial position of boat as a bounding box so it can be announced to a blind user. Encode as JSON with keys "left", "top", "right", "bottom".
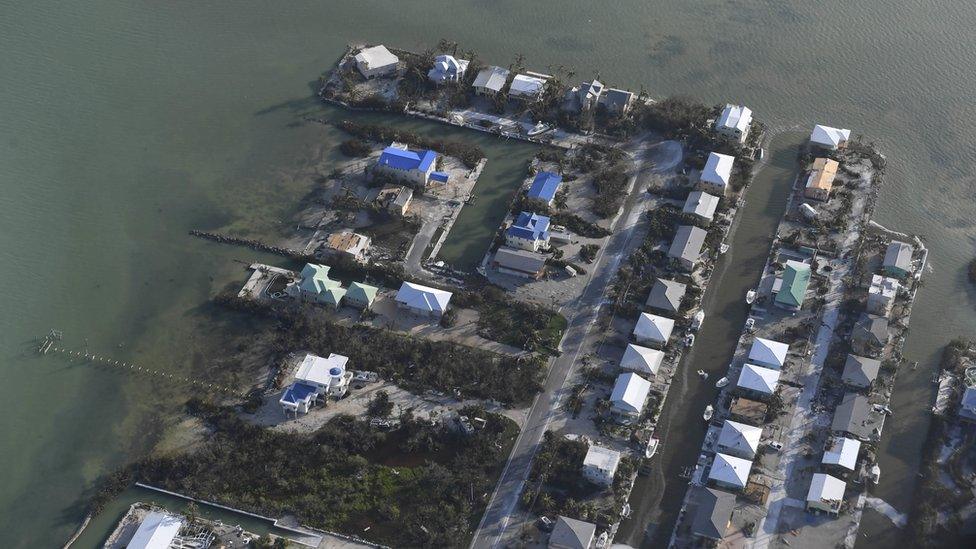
{"left": 621, "top": 503, "right": 632, "bottom": 518}
{"left": 527, "top": 121, "right": 552, "bottom": 137}
{"left": 870, "top": 464, "right": 881, "bottom": 484}
{"left": 691, "top": 310, "right": 705, "bottom": 331}
{"left": 745, "top": 318, "right": 756, "bottom": 331}
{"left": 697, "top": 369, "right": 709, "bottom": 380}
{"left": 684, "top": 334, "right": 695, "bottom": 347}
{"left": 745, "top": 290, "right": 757, "bottom": 304}
{"left": 715, "top": 376, "right": 729, "bottom": 388}
{"left": 645, "top": 437, "right": 660, "bottom": 459}
{"left": 719, "top": 243, "right": 730, "bottom": 254}
{"left": 703, "top": 405, "right": 714, "bottom": 422}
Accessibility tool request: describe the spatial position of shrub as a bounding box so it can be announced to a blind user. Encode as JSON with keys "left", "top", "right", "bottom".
{"left": 340, "top": 138, "right": 372, "bottom": 157}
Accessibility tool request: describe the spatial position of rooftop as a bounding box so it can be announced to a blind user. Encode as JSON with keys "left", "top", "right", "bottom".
{"left": 810, "top": 124, "right": 851, "bottom": 148}
{"left": 831, "top": 392, "right": 874, "bottom": 439}
{"left": 737, "top": 363, "right": 780, "bottom": 394}
{"left": 472, "top": 66, "right": 510, "bottom": 92}
{"left": 748, "top": 337, "right": 789, "bottom": 369}
{"left": 717, "top": 104, "right": 753, "bottom": 134}
{"left": 295, "top": 353, "right": 348, "bottom": 387}
{"left": 700, "top": 152, "right": 734, "bottom": 188}
{"left": 493, "top": 246, "right": 547, "bottom": 274}
{"left": 646, "top": 278, "right": 686, "bottom": 313}
{"left": 396, "top": 281, "right": 452, "bottom": 313}
{"left": 775, "top": 260, "right": 811, "bottom": 309}
{"left": 683, "top": 191, "right": 720, "bottom": 221}
{"left": 842, "top": 354, "right": 881, "bottom": 388}
{"left": 709, "top": 453, "right": 752, "bottom": 488}
{"left": 610, "top": 372, "right": 652, "bottom": 415}
{"left": 807, "top": 473, "right": 846, "bottom": 510}
{"left": 378, "top": 145, "right": 437, "bottom": 172}
{"left": 620, "top": 343, "right": 666, "bottom": 376}
{"left": 583, "top": 444, "right": 621, "bottom": 473}
{"left": 668, "top": 225, "right": 707, "bottom": 265}
{"left": 806, "top": 157, "right": 839, "bottom": 193}
{"left": 822, "top": 436, "right": 861, "bottom": 471}
{"left": 507, "top": 211, "right": 551, "bottom": 242}
{"left": 634, "top": 312, "right": 675, "bottom": 344}
{"left": 883, "top": 240, "right": 914, "bottom": 273}
{"left": 690, "top": 487, "right": 736, "bottom": 540}
{"left": 717, "top": 420, "right": 762, "bottom": 457}
{"left": 528, "top": 171, "right": 562, "bottom": 202}
{"left": 509, "top": 73, "right": 547, "bottom": 98}
{"left": 549, "top": 516, "right": 596, "bottom": 549}
{"left": 354, "top": 45, "right": 398, "bottom": 70}
{"left": 126, "top": 511, "right": 185, "bottom": 549}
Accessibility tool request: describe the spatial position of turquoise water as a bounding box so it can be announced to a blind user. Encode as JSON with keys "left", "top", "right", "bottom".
{"left": 2, "top": 1, "right": 974, "bottom": 546}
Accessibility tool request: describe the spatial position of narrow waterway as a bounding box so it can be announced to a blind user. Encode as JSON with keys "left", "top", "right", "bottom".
{"left": 616, "top": 131, "right": 804, "bottom": 547}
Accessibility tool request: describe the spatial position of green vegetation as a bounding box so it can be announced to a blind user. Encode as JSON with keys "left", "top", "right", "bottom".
{"left": 339, "top": 138, "right": 372, "bottom": 157}
{"left": 368, "top": 390, "right": 394, "bottom": 417}
{"left": 579, "top": 244, "right": 599, "bottom": 263}
{"left": 338, "top": 120, "right": 485, "bottom": 168}
{"left": 548, "top": 212, "right": 611, "bottom": 238}
{"left": 592, "top": 163, "right": 630, "bottom": 218}
{"left": 455, "top": 285, "right": 567, "bottom": 355}
{"left": 639, "top": 96, "right": 710, "bottom": 138}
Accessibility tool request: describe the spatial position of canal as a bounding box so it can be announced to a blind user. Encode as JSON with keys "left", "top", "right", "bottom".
{"left": 616, "top": 131, "right": 804, "bottom": 547}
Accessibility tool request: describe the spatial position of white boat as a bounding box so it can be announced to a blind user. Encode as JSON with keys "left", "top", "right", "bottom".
{"left": 719, "top": 243, "right": 730, "bottom": 254}
{"left": 697, "top": 369, "right": 709, "bottom": 380}
{"left": 645, "top": 437, "right": 660, "bottom": 459}
{"left": 870, "top": 464, "right": 881, "bottom": 484}
{"left": 745, "top": 318, "right": 756, "bottom": 331}
{"left": 745, "top": 290, "right": 757, "bottom": 304}
{"left": 621, "top": 503, "right": 632, "bottom": 518}
{"left": 691, "top": 311, "right": 705, "bottom": 331}
{"left": 703, "top": 405, "right": 714, "bottom": 422}
{"left": 527, "top": 121, "right": 552, "bottom": 137}
{"left": 684, "top": 334, "right": 695, "bottom": 347}
{"left": 715, "top": 376, "right": 729, "bottom": 388}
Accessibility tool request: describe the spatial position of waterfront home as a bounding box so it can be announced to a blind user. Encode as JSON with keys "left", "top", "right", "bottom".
{"left": 428, "top": 54, "right": 468, "bottom": 84}
{"left": 822, "top": 436, "right": 861, "bottom": 473}
{"left": 748, "top": 337, "right": 789, "bottom": 370}
{"left": 806, "top": 473, "right": 846, "bottom": 515}
{"left": 286, "top": 263, "right": 341, "bottom": 303}
{"left": 851, "top": 313, "right": 889, "bottom": 357}
{"left": 582, "top": 444, "right": 621, "bottom": 487}
{"left": 736, "top": 364, "right": 780, "bottom": 398}
{"left": 578, "top": 79, "right": 604, "bottom": 110}
{"left": 506, "top": 211, "right": 551, "bottom": 251}
{"left": 376, "top": 184, "right": 414, "bottom": 215}
{"left": 527, "top": 171, "right": 563, "bottom": 206}
{"left": 345, "top": 281, "right": 379, "bottom": 310}
{"left": 279, "top": 381, "right": 318, "bottom": 415}
{"left": 633, "top": 312, "right": 675, "bottom": 348}
{"left": 324, "top": 230, "right": 371, "bottom": 262}
{"left": 601, "top": 88, "right": 636, "bottom": 115}
{"left": 730, "top": 396, "right": 768, "bottom": 426}
{"left": 619, "top": 343, "right": 665, "bottom": 377}
{"left": 708, "top": 453, "right": 752, "bottom": 491}
{"left": 831, "top": 392, "right": 875, "bottom": 441}
{"left": 610, "top": 372, "right": 652, "bottom": 422}
{"left": 375, "top": 144, "right": 448, "bottom": 187}
{"left": 509, "top": 73, "right": 548, "bottom": 101}
{"left": 882, "top": 240, "right": 914, "bottom": 279}
{"left": 717, "top": 420, "right": 762, "bottom": 459}
{"left": 295, "top": 352, "right": 351, "bottom": 398}
{"left": 715, "top": 104, "right": 753, "bottom": 144}
{"left": 472, "top": 66, "right": 510, "bottom": 96}
{"left": 804, "top": 158, "right": 839, "bottom": 201}
{"left": 668, "top": 225, "right": 707, "bottom": 271}
{"left": 698, "top": 152, "right": 734, "bottom": 196}
{"left": 683, "top": 191, "right": 720, "bottom": 223}
{"left": 492, "top": 246, "right": 547, "bottom": 279}
{"left": 127, "top": 511, "right": 185, "bottom": 549}
{"left": 841, "top": 353, "right": 881, "bottom": 389}
{"left": 773, "top": 260, "right": 811, "bottom": 311}
{"left": 867, "top": 274, "right": 899, "bottom": 316}
{"left": 395, "top": 281, "right": 452, "bottom": 319}
{"left": 354, "top": 45, "right": 399, "bottom": 79}
{"left": 689, "top": 487, "right": 736, "bottom": 541}
{"left": 809, "top": 124, "right": 851, "bottom": 151}
{"left": 645, "top": 278, "right": 686, "bottom": 315}
{"left": 959, "top": 387, "right": 976, "bottom": 423}
{"left": 549, "top": 516, "right": 596, "bottom": 549}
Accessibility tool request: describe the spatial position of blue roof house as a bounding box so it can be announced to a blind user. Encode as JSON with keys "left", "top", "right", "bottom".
{"left": 506, "top": 211, "right": 551, "bottom": 252}
{"left": 527, "top": 171, "right": 562, "bottom": 206}
{"left": 279, "top": 382, "right": 318, "bottom": 416}
{"left": 374, "top": 145, "right": 440, "bottom": 187}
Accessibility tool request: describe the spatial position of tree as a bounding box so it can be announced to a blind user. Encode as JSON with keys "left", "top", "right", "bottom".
{"left": 368, "top": 390, "right": 394, "bottom": 418}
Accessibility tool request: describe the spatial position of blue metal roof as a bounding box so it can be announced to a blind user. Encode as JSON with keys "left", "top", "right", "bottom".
{"left": 378, "top": 146, "right": 437, "bottom": 172}
{"left": 507, "top": 211, "right": 551, "bottom": 241}
{"left": 429, "top": 171, "right": 450, "bottom": 183}
{"left": 527, "top": 171, "right": 562, "bottom": 202}
{"left": 281, "top": 382, "right": 317, "bottom": 404}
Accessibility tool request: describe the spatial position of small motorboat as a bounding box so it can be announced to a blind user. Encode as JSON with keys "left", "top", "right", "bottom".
{"left": 527, "top": 121, "right": 552, "bottom": 137}
{"left": 691, "top": 310, "right": 705, "bottom": 331}
{"left": 645, "top": 437, "right": 660, "bottom": 459}
{"left": 703, "top": 405, "right": 714, "bottom": 422}
{"left": 745, "top": 318, "right": 756, "bottom": 331}
{"left": 715, "top": 376, "right": 729, "bottom": 388}
{"left": 697, "top": 369, "right": 709, "bottom": 380}
{"left": 621, "top": 503, "right": 632, "bottom": 518}
{"left": 719, "top": 243, "right": 730, "bottom": 254}
{"left": 870, "top": 464, "right": 881, "bottom": 484}
{"left": 745, "top": 290, "right": 757, "bottom": 304}
{"left": 684, "top": 334, "right": 695, "bottom": 347}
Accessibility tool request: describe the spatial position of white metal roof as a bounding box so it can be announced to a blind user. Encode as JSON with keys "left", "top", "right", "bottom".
{"left": 472, "top": 66, "right": 510, "bottom": 92}
{"left": 295, "top": 353, "right": 348, "bottom": 387}
{"left": 633, "top": 312, "right": 675, "bottom": 344}
{"left": 583, "top": 444, "right": 622, "bottom": 473}
{"left": 807, "top": 473, "right": 846, "bottom": 506}
{"left": 708, "top": 453, "right": 752, "bottom": 488}
{"left": 717, "top": 104, "right": 753, "bottom": 133}
{"left": 396, "top": 281, "right": 452, "bottom": 313}
{"left": 610, "top": 372, "right": 652, "bottom": 415}
{"left": 748, "top": 338, "right": 788, "bottom": 369}
{"left": 126, "top": 511, "right": 184, "bottom": 549}
{"left": 683, "top": 191, "right": 720, "bottom": 221}
{"left": 509, "top": 74, "right": 547, "bottom": 98}
{"left": 700, "top": 152, "right": 734, "bottom": 188}
{"left": 620, "top": 343, "right": 665, "bottom": 376}
{"left": 736, "top": 364, "right": 780, "bottom": 394}
{"left": 810, "top": 124, "right": 851, "bottom": 149}
{"left": 822, "top": 436, "right": 861, "bottom": 471}
{"left": 717, "top": 420, "right": 762, "bottom": 458}
{"left": 354, "top": 45, "right": 398, "bottom": 70}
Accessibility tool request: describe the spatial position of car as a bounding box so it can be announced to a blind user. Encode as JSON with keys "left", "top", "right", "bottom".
{"left": 537, "top": 516, "right": 554, "bottom": 532}
{"left": 767, "top": 441, "right": 784, "bottom": 451}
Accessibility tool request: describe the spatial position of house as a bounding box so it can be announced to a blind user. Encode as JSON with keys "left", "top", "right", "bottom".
{"left": 620, "top": 343, "right": 665, "bottom": 377}
{"left": 582, "top": 444, "right": 621, "bottom": 486}
{"left": 376, "top": 184, "right": 414, "bottom": 216}
{"left": 324, "top": 231, "right": 371, "bottom": 262}
{"left": 748, "top": 338, "right": 789, "bottom": 370}
{"left": 286, "top": 263, "right": 342, "bottom": 303}
{"left": 633, "top": 312, "right": 675, "bottom": 347}
{"left": 683, "top": 191, "right": 720, "bottom": 222}
{"left": 668, "top": 225, "right": 707, "bottom": 271}
{"left": 730, "top": 396, "right": 768, "bottom": 425}
{"left": 959, "top": 387, "right": 976, "bottom": 423}
{"left": 645, "top": 278, "right": 686, "bottom": 315}
{"left": 708, "top": 453, "right": 752, "bottom": 491}
{"left": 842, "top": 354, "right": 881, "bottom": 389}
{"left": 317, "top": 286, "right": 347, "bottom": 310}
{"left": 867, "top": 274, "right": 899, "bottom": 316}
{"left": 506, "top": 211, "right": 551, "bottom": 251}
{"left": 428, "top": 54, "right": 468, "bottom": 84}
{"left": 492, "top": 246, "right": 547, "bottom": 279}
{"left": 882, "top": 240, "right": 914, "bottom": 279}
{"left": 601, "top": 88, "right": 636, "bottom": 115}
{"left": 354, "top": 45, "right": 399, "bottom": 79}
{"left": 806, "top": 473, "right": 846, "bottom": 515}
{"left": 126, "top": 511, "right": 185, "bottom": 549}
{"left": 279, "top": 381, "right": 318, "bottom": 415}
{"left": 804, "top": 158, "right": 839, "bottom": 201}
{"left": 831, "top": 392, "right": 875, "bottom": 441}
{"left": 578, "top": 80, "right": 604, "bottom": 110}
{"left": 851, "top": 313, "right": 889, "bottom": 357}
{"left": 736, "top": 364, "right": 780, "bottom": 397}
{"left": 375, "top": 145, "right": 446, "bottom": 187}
{"left": 715, "top": 104, "right": 753, "bottom": 143}
{"left": 395, "top": 281, "right": 452, "bottom": 319}
{"left": 527, "top": 171, "right": 563, "bottom": 206}
{"left": 549, "top": 516, "right": 596, "bottom": 549}
{"left": 689, "top": 487, "right": 736, "bottom": 540}
{"left": 294, "top": 352, "right": 351, "bottom": 398}
{"left": 698, "top": 152, "right": 734, "bottom": 196}
{"left": 472, "top": 66, "right": 510, "bottom": 96}
{"left": 822, "top": 436, "right": 861, "bottom": 473}
{"left": 345, "top": 281, "right": 379, "bottom": 310}
{"left": 773, "top": 260, "right": 811, "bottom": 311}
{"left": 509, "top": 73, "right": 548, "bottom": 101}
{"left": 717, "top": 420, "right": 762, "bottom": 459}
{"left": 610, "top": 372, "right": 652, "bottom": 421}
{"left": 809, "top": 124, "right": 851, "bottom": 150}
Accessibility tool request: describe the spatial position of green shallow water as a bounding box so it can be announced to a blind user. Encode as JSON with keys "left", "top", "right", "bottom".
{"left": 2, "top": 1, "right": 974, "bottom": 547}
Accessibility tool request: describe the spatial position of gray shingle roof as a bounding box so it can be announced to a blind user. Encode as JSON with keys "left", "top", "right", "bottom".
{"left": 842, "top": 354, "right": 881, "bottom": 388}
{"left": 668, "top": 225, "right": 707, "bottom": 265}
{"left": 646, "top": 278, "right": 686, "bottom": 313}
{"left": 549, "top": 516, "right": 596, "bottom": 549}
{"left": 831, "top": 392, "right": 873, "bottom": 440}
{"left": 690, "top": 487, "right": 736, "bottom": 540}
{"left": 493, "top": 246, "right": 546, "bottom": 275}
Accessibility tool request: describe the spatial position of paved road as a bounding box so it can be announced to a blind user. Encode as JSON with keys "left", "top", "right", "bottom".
{"left": 470, "top": 137, "right": 680, "bottom": 549}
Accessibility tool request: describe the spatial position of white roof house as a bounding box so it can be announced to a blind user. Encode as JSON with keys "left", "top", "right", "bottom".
{"left": 395, "top": 281, "right": 452, "bottom": 317}
{"left": 810, "top": 124, "right": 851, "bottom": 150}
{"left": 683, "top": 191, "right": 720, "bottom": 222}
{"left": 620, "top": 343, "right": 665, "bottom": 376}
{"left": 716, "top": 104, "right": 753, "bottom": 140}
{"left": 717, "top": 420, "right": 762, "bottom": 459}
{"left": 610, "top": 372, "right": 652, "bottom": 417}
{"left": 806, "top": 473, "right": 846, "bottom": 514}
{"left": 822, "top": 436, "right": 861, "bottom": 472}
{"left": 633, "top": 312, "right": 675, "bottom": 347}
{"left": 472, "top": 66, "right": 510, "bottom": 95}
{"left": 428, "top": 54, "right": 469, "bottom": 84}
{"left": 700, "top": 152, "right": 734, "bottom": 193}
{"left": 736, "top": 364, "right": 780, "bottom": 395}
{"left": 509, "top": 74, "right": 548, "bottom": 100}
{"left": 126, "top": 511, "right": 185, "bottom": 549}
{"left": 295, "top": 353, "right": 348, "bottom": 390}
{"left": 582, "top": 444, "right": 621, "bottom": 486}
{"left": 748, "top": 338, "right": 789, "bottom": 370}
{"left": 354, "top": 45, "right": 399, "bottom": 78}
{"left": 708, "top": 453, "right": 752, "bottom": 490}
